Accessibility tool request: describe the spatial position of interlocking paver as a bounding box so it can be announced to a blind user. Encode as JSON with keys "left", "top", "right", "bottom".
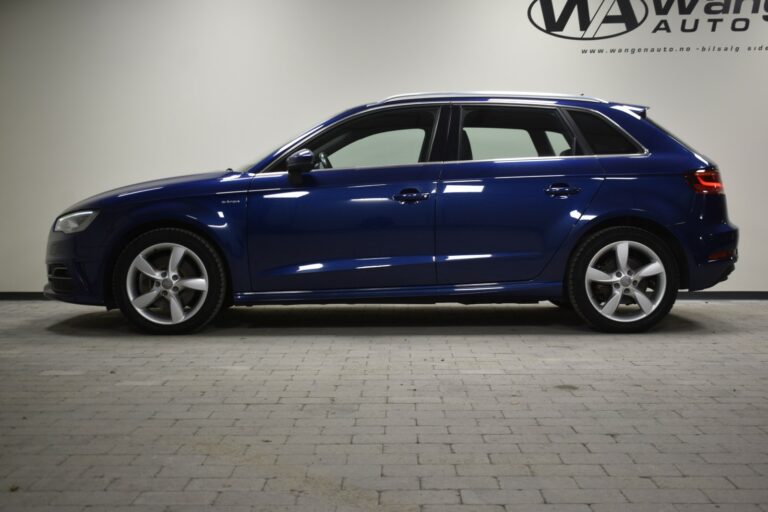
{"left": 0, "top": 300, "right": 767, "bottom": 511}
{"left": 380, "top": 489, "right": 460, "bottom": 504}
{"left": 342, "top": 476, "right": 419, "bottom": 490}
{"left": 622, "top": 488, "right": 710, "bottom": 503}
{"left": 421, "top": 476, "right": 500, "bottom": 489}
{"left": 461, "top": 489, "right": 544, "bottom": 504}
{"left": 383, "top": 464, "right": 455, "bottom": 476}
{"left": 499, "top": 476, "right": 578, "bottom": 489}
{"left": 542, "top": 488, "right": 626, "bottom": 503}
{"left": 653, "top": 476, "right": 735, "bottom": 489}
{"left": 573, "top": 476, "right": 656, "bottom": 489}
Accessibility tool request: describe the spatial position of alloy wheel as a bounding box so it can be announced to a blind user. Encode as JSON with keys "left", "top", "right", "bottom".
{"left": 584, "top": 240, "right": 667, "bottom": 323}
{"left": 125, "top": 243, "right": 209, "bottom": 325}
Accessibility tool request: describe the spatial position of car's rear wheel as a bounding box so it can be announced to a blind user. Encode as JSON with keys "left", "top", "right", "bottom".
{"left": 113, "top": 228, "right": 226, "bottom": 334}
{"left": 567, "top": 227, "right": 678, "bottom": 333}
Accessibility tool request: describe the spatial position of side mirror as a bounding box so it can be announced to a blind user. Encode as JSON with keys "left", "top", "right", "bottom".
{"left": 287, "top": 148, "right": 316, "bottom": 173}
{"left": 286, "top": 149, "right": 315, "bottom": 186}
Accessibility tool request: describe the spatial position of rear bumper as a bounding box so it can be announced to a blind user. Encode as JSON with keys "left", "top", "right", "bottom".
{"left": 685, "top": 223, "right": 739, "bottom": 291}
{"left": 688, "top": 259, "right": 736, "bottom": 291}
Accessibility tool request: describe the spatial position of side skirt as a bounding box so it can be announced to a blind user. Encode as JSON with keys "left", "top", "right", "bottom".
{"left": 234, "top": 281, "right": 563, "bottom": 306}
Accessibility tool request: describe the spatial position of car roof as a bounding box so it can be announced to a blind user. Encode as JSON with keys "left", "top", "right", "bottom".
{"left": 373, "top": 91, "right": 609, "bottom": 105}
{"left": 247, "top": 92, "right": 652, "bottom": 173}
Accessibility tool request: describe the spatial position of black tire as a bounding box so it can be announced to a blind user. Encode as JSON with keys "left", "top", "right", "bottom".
{"left": 113, "top": 228, "right": 227, "bottom": 334}
{"left": 567, "top": 226, "right": 679, "bottom": 333}
{"left": 549, "top": 299, "right": 573, "bottom": 310}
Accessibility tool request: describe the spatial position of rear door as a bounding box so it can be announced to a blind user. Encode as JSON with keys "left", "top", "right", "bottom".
{"left": 435, "top": 104, "right": 604, "bottom": 284}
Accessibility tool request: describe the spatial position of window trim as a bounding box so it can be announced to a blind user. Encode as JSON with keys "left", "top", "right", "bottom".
{"left": 260, "top": 103, "right": 444, "bottom": 174}
{"left": 258, "top": 101, "right": 650, "bottom": 174}
{"left": 449, "top": 103, "right": 583, "bottom": 163}
{"left": 444, "top": 103, "right": 650, "bottom": 165}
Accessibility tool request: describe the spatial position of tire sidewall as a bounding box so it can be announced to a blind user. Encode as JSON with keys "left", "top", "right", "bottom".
{"left": 113, "top": 228, "right": 226, "bottom": 334}
{"left": 568, "top": 227, "right": 679, "bottom": 333}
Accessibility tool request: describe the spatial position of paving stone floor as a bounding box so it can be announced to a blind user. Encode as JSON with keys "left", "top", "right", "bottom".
{"left": 0, "top": 299, "right": 767, "bottom": 512}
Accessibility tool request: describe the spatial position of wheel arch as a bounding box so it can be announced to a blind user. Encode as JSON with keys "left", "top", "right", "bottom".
{"left": 102, "top": 219, "right": 234, "bottom": 309}
{"left": 565, "top": 215, "right": 690, "bottom": 291}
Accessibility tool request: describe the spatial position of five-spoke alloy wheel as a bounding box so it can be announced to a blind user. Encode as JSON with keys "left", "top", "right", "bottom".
{"left": 114, "top": 228, "right": 226, "bottom": 334}
{"left": 568, "top": 227, "right": 679, "bottom": 333}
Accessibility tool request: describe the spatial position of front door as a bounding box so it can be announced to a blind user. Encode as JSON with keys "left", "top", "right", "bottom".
{"left": 248, "top": 106, "right": 445, "bottom": 292}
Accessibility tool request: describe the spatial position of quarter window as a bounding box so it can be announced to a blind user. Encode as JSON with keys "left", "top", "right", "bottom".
{"left": 567, "top": 110, "right": 641, "bottom": 155}
{"left": 458, "top": 107, "right": 578, "bottom": 161}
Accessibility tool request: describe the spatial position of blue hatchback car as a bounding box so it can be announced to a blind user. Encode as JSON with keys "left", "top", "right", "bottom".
{"left": 45, "top": 92, "right": 738, "bottom": 333}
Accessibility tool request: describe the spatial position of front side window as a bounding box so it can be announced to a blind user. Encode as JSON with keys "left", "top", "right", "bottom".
{"left": 458, "top": 107, "right": 578, "bottom": 161}
{"left": 329, "top": 128, "right": 427, "bottom": 168}
{"left": 270, "top": 107, "right": 438, "bottom": 172}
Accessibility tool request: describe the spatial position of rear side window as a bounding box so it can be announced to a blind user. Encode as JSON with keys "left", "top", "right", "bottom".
{"left": 546, "top": 131, "right": 572, "bottom": 155}
{"left": 463, "top": 127, "right": 538, "bottom": 159}
{"left": 568, "top": 110, "right": 642, "bottom": 155}
{"left": 458, "top": 107, "right": 579, "bottom": 161}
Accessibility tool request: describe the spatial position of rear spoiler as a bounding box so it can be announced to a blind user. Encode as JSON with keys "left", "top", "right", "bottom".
{"left": 610, "top": 103, "right": 649, "bottom": 120}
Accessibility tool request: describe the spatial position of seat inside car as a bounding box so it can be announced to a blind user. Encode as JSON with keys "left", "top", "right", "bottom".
{"left": 459, "top": 129, "right": 473, "bottom": 160}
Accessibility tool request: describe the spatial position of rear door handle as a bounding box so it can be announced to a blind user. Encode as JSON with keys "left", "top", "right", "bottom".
{"left": 393, "top": 188, "right": 430, "bottom": 203}
{"left": 545, "top": 183, "right": 581, "bottom": 197}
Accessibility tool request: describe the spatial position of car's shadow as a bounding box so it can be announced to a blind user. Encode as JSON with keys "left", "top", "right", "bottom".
{"left": 43, "top": 304, "right": 707, "bottom": 338}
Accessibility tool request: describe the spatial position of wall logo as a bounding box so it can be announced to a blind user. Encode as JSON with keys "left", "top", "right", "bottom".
{"left": 529, "top": 0, "right": 768, "bottom": 40}
{"left": 528, "top": 0, "right": 649, "bottom": 40}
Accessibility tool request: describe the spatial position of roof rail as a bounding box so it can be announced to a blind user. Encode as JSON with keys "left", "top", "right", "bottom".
{"left": 377, "top": 91, "right": 608, "bottom": 104}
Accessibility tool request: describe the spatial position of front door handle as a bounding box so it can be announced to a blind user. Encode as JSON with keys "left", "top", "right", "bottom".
{"left": 545, "top": 183, "right": 581, "bottom": 197}
{"left": 393, "top": 188, "right": 430, "bottom": 203}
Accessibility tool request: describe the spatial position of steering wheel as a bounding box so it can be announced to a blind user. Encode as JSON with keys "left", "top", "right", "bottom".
{"left": 318, "top": 152, "right": 332, "bottom": 169}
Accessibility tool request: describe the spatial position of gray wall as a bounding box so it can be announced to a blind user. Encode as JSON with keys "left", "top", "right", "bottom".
{"left": 1, "top": 0, "right": 766, "bottom": 292}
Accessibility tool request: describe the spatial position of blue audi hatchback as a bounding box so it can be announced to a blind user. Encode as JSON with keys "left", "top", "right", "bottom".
{"left": 45, "top": 92, "right": 738, "bottom": 333}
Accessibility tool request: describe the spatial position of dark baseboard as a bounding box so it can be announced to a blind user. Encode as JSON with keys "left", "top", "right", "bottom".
{"left": 0, "top": 292, "right": 47, "bottom": 300}
{"left": 677, "top": 291, "right": 768, "bottom": 300}
{"left": 0, "top": 291, "right": 766, "bottom": 301}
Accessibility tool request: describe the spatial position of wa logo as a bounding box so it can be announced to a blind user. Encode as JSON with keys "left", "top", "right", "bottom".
{"left": 528, "top": 0, "right": 649, "bottom": 40}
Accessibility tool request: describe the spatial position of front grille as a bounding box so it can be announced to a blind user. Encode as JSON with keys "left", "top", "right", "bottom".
{"left": 48, "top": 264, "right": 73, "bottom": 294}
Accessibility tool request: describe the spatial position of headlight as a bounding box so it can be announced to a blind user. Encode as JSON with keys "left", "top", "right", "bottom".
{"left": 54, "top": 210, "right": 98, "bottom": 234}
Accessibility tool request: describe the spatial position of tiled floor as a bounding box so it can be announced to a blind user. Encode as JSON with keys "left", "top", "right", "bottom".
{"left": 0, "top": 300, "right": 767, "bottom": 511}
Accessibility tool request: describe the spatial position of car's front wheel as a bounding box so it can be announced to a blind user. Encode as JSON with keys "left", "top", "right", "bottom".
{"left": 567, "top": 227, "right": 679, "bottom": 333}
{"left": 113, "top": 228, "right": 226, "bottom": 334}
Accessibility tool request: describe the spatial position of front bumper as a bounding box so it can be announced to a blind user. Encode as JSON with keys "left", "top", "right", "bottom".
{"left": 45, "top": 229, "right": 108, "bottom": 306}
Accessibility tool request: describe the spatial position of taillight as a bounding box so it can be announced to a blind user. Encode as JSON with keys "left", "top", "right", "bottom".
{"left": 687, "top": 168, "right": 724, "bottom": 195}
